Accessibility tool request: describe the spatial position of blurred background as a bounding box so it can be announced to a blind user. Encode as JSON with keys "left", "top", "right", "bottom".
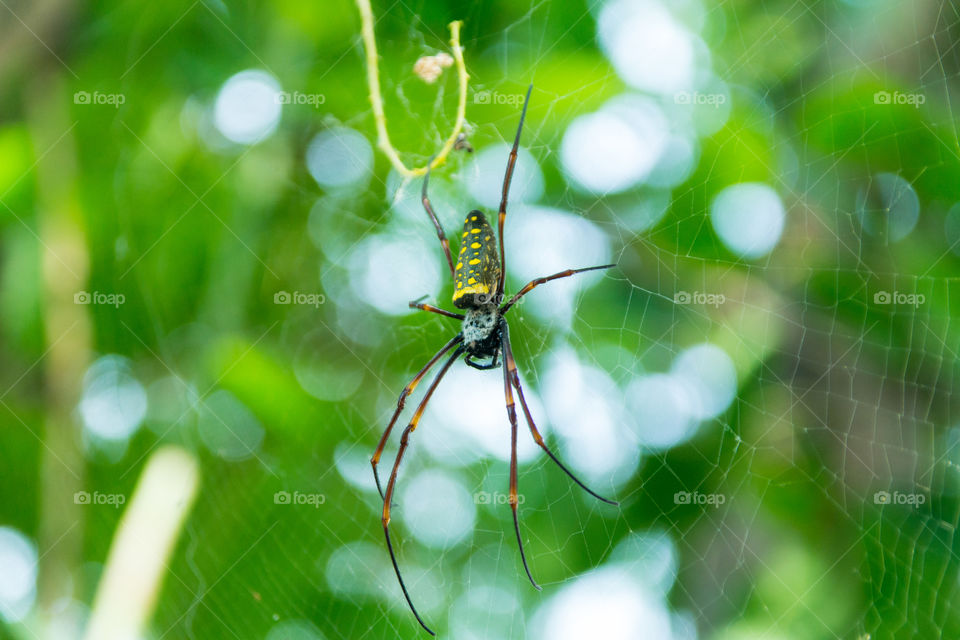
{"left": 0, "top": 0, "right": 958, "bottom": 638}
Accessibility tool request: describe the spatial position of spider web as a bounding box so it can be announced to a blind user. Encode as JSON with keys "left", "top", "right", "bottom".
{"left": 143, "top": 2, "right": 960, "bottom": 639}
{"left": 202, "top": 2, "right": 958, "bottom": 638}
{"left": 6, "top": 1, "right": 960, "bottom": 640}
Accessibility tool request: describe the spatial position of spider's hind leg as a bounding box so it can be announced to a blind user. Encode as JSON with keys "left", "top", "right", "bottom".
{"left": 498, "top": 324, "right": 541, "bottom": 591}
{"left": 500, "top": 320, "right": 619, "bottom": 506}
{"left": 371, "top": 335, "right": 463, "bottom": 499}
{"left": 381, "top": 346, "right": 463, "bottom": 636}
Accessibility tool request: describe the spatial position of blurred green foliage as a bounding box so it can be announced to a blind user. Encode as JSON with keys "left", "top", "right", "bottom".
{"left": 1, "top": 1, "right": 960, "bottom": 639}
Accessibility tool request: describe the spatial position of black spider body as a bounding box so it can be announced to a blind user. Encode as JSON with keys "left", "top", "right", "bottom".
{"left": 462, "top": 306, "right": 502, "bottom": 368}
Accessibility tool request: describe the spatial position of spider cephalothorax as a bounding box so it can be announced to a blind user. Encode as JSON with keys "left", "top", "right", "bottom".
{"left": 370, "top": 85, "right": 618, "bottom": 636}
{"left": 461, "top": 303, "right": 501, "bottom": 366}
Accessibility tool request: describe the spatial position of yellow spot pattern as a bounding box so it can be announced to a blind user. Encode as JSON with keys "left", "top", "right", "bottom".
{"left": 453, "top": 210, "right": 501, "bottom": 309}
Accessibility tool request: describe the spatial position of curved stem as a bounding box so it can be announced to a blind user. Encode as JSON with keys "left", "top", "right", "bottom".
{"left": 356, "top": 0, "right": 469, "bottom": 178}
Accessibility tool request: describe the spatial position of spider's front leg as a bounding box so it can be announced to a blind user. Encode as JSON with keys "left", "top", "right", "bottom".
{"left": 421, "top": 160, "right": 456, "bottom": 278}
{"left": 408, "top": 295, "right": 464, "bottom": 320}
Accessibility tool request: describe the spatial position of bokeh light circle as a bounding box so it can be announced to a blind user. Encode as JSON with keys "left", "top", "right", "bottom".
{"left": 79, "top": 355, "right": 148, "bottom": 442}
{"left": 348, "top": 233, "right": 441, "bottom": 316}
{"left": 944, "top": 202, "right": 960, "bottom": 256}
{"left": 670, "top": 343, "right": 737, "bottom": 420}
{"left": 710, "top": 182, "right": 786, "bottom": 258}
{"left": 561, "top": 111, "right": 649, "bottom": 194}
{"left": 213, "top": 70, "right": 282, "bottom": 144}
{"left": 306, "top": 128, "right": 373, "bottom": 190}
{"left": 598, "top": 0, "right": 697, "bottom": 95}
{"left": 197, "top": 390, "right": 265, "bottom": 461}
{"left": 625, "top": 373, "right": 696, "bottom": 449}
{"left": 0, "top": 527, "right": 37, "bottom": 623}
{"left": 465, "top": 144, "right": 544, "bottom": 209}
{"left": 856, "top": 172, "right": 920, "bottom": 242}
{"left": 534, "top": 567, "right": 673, "bottom": 640}
{"left": 400, "top": 470, "right": 476, "bottom": 549}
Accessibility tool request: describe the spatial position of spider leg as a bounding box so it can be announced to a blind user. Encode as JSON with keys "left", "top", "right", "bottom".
{"left": 499, "top": 323, "right": 541, "bottom": 591}
{"left": 496, "top": 84, "right": 534, "bottom": 298}
{"left": 500, "top": 263, "right": 616, "bottom": 315}
{"left": 422, "top": 159, "right": 456, "bottom": 279}
{"left": 372, "top": 334, "right": 463, "bottom": 500}
{"left": 501, "top": 320, "right": 618, "bottom": 506}
{"left": 382, "top": 346, "right": 462, "bottom": 636}
{"left": 409, "top": 295, "right": 464, "bottom": 320}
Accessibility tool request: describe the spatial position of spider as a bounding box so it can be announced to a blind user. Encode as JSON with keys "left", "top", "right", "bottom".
{"left": 370, "top": 85, "right": 618, "bottom": 635}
